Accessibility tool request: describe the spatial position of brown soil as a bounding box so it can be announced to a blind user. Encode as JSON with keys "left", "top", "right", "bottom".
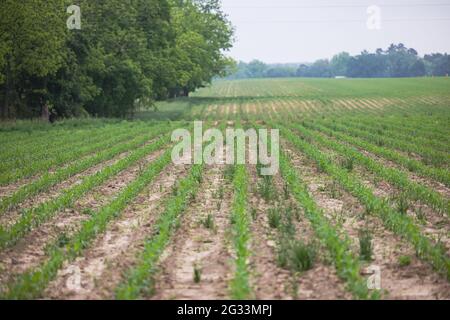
{"left": 152, "top": 164, "right": 233, "bottom": 300}
{"left": 0, "top": 147, "right": 167, "bottom": 287}
{"left": 43, "top": 160, "right": 189, "bottom": 299}
{"left": 247, "top": 163, "right": 350, "bottom": 300}
{"left": 283, "top": 141, "right": 450, "bottom": 300}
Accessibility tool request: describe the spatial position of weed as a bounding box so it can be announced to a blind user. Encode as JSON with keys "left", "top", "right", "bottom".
{"left": 258, "top": 175, "right": 277, "bottom": 202}
{"left": 289, "top": 240, "right": 316, "bottom": 272}
{"left": 251, "top": 208, "right": 258, "bottom": 221}
{"left": 283, "top": 182, "right": 290, "bottom": 200}
{"left": 341, "top": 157, "right": 354, "bottom": 171}
{"left": 202, "top": 213, "right": 215, "bottom": 230}
{"left": 268, "top": 207, "right": 281, "bottom": 229}
{"left": 398, "top": 255, "right": 412, "bottom": 267}
{"left": 56, "top": 233, "right": 70, "bottom": 248}
{"left": 359, "top": 229, "right": 373, "bottom": 261}
{"left": 224, "top": 165, "right": 235, "bottom": 181}
{"left": 394, "top": 193, "right": 410, "bottom": 215}
{"left": 193, "top": 264, "right": 202, "bottom": 283}
{"left": 218, "top": 185, "right": 224, "bottom": 199}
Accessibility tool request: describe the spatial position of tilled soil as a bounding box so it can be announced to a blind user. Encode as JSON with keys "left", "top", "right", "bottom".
{"left": 246, "top": 165, "right": 350, "bottom": 300}
{"left": 43, "top": 160, "right": 190, "bottom": 299}
{"left": 284, "top": 142, "right": 450, "bottom": 300}
{"left": 152, "top": 164, "right": 233, "bottom": 300}
{"left": 0, "top": 147, "right": 166, "bottom": 287}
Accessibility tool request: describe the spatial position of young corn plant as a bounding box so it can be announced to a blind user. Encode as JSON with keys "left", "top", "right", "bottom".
{"left": 0, "top": 136, "right": 171, "bottom": 250}
{"left": 2, "top": 148, "right": 174, "bottom": 299}
{"left": 279, "top": 124, "right": 450, "bottom": 281}
{"left": 114, "top": 164, "right": 205, "bottom": 300}
{"left": 359, "top": 229, "right": 373, "bottom": 262}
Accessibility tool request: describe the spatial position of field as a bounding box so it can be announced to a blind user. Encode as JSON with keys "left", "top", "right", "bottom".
{"left": 0, "top": 77, "right": 449, "bottom": 300}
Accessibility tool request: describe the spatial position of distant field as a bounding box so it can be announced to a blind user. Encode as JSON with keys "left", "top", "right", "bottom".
{"left": 0, "top": 78, "right": 449, "bottom": 300}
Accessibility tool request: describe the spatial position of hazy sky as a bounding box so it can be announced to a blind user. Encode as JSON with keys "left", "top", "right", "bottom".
{"left": 221, "top": 0, "right": 450, "bottom": 63}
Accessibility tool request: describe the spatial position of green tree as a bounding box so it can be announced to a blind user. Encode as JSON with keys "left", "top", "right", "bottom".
{"left": 0, "top": 0, "right": 67, "bottom": 119}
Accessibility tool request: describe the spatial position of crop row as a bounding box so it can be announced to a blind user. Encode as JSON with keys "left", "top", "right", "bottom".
{"left": 301, "top": 121, "right": 450, "bottom": 187}
{"left": 341, "top": 118, "right": 449, "bottom": 153}
{"left": 229, "top": 164, "right": 252, "bottom": 300}
{"left": 1, "top": 147, "right": 175, "bottom": 299}
{"left": 279, "top": 150, "right": 376, "bottom": 299}
{"left": 0, "top": 122, "right": 146, "bottom": 164}
{"left": 115, "top": 163, "right": 204, "bottom": 299}
{"left": 280, "top": 126, "right": 450, "bottom": 280}
{"left": 0, "top": 123, "right": 157, "bottom": 184}
{"left": 251, "top": 121, "right": 375, "bottom": 299}
{"left": 288, "top": 123, "right": 449, "bottom": 215}
{"left": 0, "top": 122, "right": 116, "bottom": 154}
{"left": 0, "top": 134, "right": 171, "bottom": 249}
{"left": 315, "top": 119, "right": 449, "bottom": 168}
{"left": 0, "top": 123, "right": 176, "bottom": 215}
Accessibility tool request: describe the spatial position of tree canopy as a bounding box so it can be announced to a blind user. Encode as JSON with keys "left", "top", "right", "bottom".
{"left": 227, "top": 44, "right": 450, "bottom": 80}
{"left": 0, "top": 0, "right": 234, "bottom": 119}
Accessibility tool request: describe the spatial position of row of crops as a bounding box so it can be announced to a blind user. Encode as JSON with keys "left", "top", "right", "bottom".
{"left": 0, "top": 78, "right": 449, "bottom": 299}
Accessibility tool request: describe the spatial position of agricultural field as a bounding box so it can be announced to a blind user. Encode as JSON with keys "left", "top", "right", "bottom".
{"left": 0, "top": 77, "right": 449, "bottom": 300}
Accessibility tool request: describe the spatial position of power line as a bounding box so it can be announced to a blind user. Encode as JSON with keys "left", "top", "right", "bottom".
{"left": 224, "top": 3, "right": 450, "bottom": 9}
{"left": 235, "top": 17, "right": 450, "bottom": 24}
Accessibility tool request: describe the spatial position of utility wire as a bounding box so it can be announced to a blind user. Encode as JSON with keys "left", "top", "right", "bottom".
{"left": 235, "top": 17, "right": 450, "bottom": 23}
{"left": 224, "top": 3, "right": 450, "bottom": 9}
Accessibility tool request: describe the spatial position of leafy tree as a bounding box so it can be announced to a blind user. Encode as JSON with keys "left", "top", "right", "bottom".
{"left": 0, "top": 0, "right": 234, "bottom": 119}
{"left": 0, "top": 0, "right": 67, "bottom": 119}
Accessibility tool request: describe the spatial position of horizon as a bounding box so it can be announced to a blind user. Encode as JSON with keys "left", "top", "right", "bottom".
{"left": 222, "top": 0, "right": 450, "bottom": 64}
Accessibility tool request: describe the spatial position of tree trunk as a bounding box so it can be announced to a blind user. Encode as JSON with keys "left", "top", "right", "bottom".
{"left": 1, "top": 57, "right": 12, "bottom": 119}
{"left": 0, "top": 93, "right": 6, "bottom": 119}
{"left": 41, "top": 101, "right": 50, "bottom": 122}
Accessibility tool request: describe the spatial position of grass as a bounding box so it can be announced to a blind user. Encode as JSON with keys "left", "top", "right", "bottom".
{"left": 202, "top": 213, "right": 215, "bottom": 230}
{"left": 399, "top": 255, "right": 412, "bottom": 267}
{"left": 279, "top": 149, "right": 376, "bottom": 299}
{"left": 359, "top": 229, "right": 373, "bottom": 262}
{"left": 193, "top": 264, "right": 202, "bottom": 284}
{"left": 268, "top": 207, "right": 282, "bottom": 229}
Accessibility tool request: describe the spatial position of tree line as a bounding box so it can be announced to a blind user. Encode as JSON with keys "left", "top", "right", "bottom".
{"left": 228, "top": 44, "right": 450, "bottom": 80}
{"left": 0, "top": 0, "right": 234, "bottom": 120}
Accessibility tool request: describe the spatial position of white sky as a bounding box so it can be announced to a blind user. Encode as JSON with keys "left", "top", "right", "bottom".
{"left": 221, "top": 0, "right": 450, "bottom": 63}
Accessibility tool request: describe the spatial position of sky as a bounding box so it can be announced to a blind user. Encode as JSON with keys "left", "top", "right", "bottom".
{"left": 221, "top": 0, "right": 450, "bottom": 63}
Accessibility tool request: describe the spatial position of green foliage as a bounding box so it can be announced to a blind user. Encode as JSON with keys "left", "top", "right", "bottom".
{"left": 226, "top": 44, "right": 450, "bottom": 79}
{"left": 359, "top": 229, "right": 373, "bottom": 262}
{"left": 399, "top": 255, "right": 412, "bottom": 267}
{"left": 278, "top": 150, "right": 375, "bottom": 299}
{"left": 0, "top": 0, "right": 234, "bottom": 119}
{"left": 115, "top": 164, "right": 204, "bottom": 299}
{"left": 279, "top": 124, "right": 450, "bottom": 281}
{"left": 0, "top": 134, "right": 171, "bottom": 249}
{"left": 229, "top": 164, "right": 252, "bottom": 300}
{"left": 289, "top": 240, "right": 317, "bottom": 272}
{"left": 202, "top": 213, "right": 215, "bottom": 230}
{"left": 258, "top": 175, "right": 277, "bottom": 202}
{"left": 268, "top": 207, "right": 282, "bottom": 229}
{"left": 193, "top": 264, "right": 202, "bottom": 283}
{"left": 1, "top": 147, "right": 174, "bottom": 299}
